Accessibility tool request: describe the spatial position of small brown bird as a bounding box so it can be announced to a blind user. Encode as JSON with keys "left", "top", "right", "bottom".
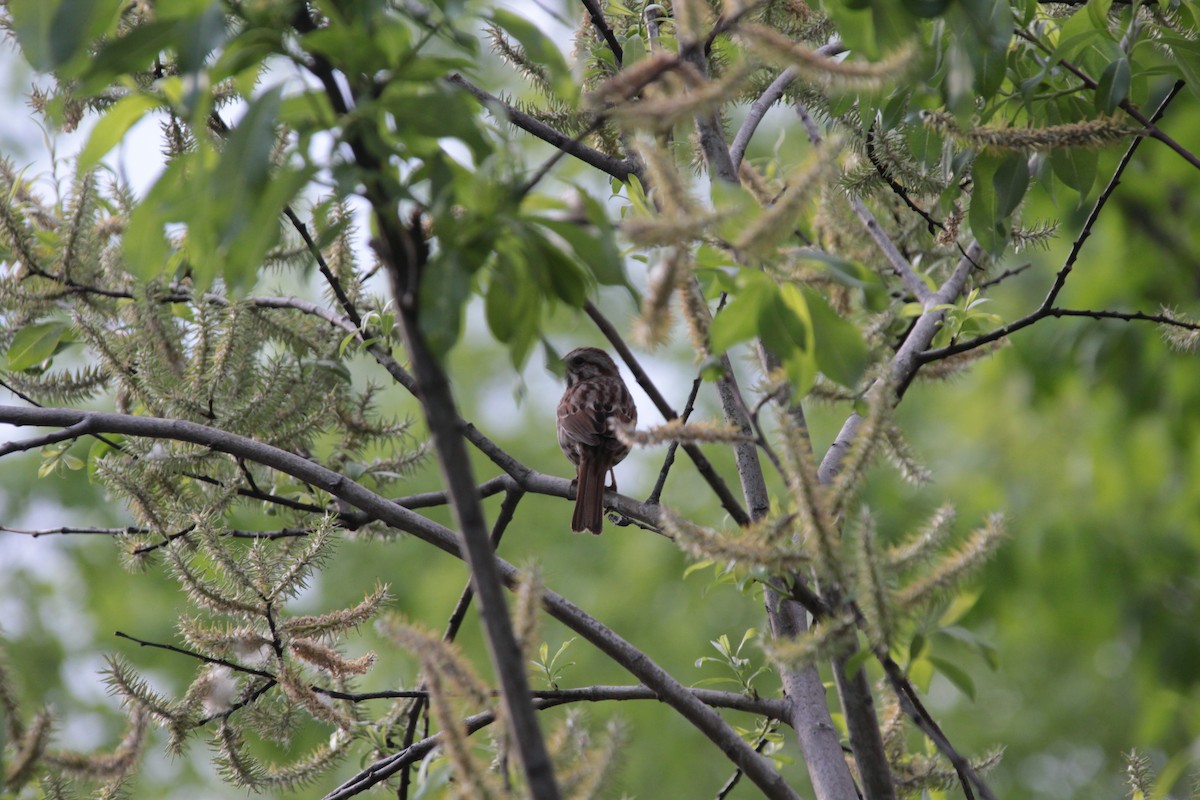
{"left": 556, "top": 347, "right": 637, "bottom": 534}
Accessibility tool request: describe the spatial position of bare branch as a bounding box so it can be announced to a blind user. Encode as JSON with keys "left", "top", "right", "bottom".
{"left": 447, "top": 73, "right": 635, "bottom": 182}
{"left": 326, "top": 684, "right": 787, "bottom": 800}
{"left": 730, "top": 66, "right": 800, "bottom": 171}
{"left": 396, "top": 487, "right": 523, "bottom": 800}
{"left": 0, "top": 418, "right": 94, "bottom": 457}
{"left": 730, "top": 42, "right": 846, "bottom": 171}
{"left": 0, "top": 405, "right": 791, "bottom": 799}
{"left": 579, "top": 0, "right": 623, "bottom": 65}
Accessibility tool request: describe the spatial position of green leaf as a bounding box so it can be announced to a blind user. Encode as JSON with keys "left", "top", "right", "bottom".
{"left": 532, "top": 216, "right": 625, "bottom": 288}
{"left": 176, "top": 2, "right": 229, "bottom": 76}
{"left": 1094, "top": 56, "right": 1130, "bottom": 114}
{"left": 8, "top": 0, "right": 121, "bottom": 72}
{"left": 124, "top": 86, "right": 312, "bottom": 290}
{"left": 1049, "top": 147, "right": 1097, "bottom": 196}
{"left": 78, "top": 93, "right": 159, "bottom": 171}
{"left": 710, "top": 181, "right": 761, "bottom": 244}
{"left": 929, "top": 655, "right": 976, "bottom": 699}
{"left": 485, "top": 255, "right": 540, "bottom": 367}
{"left": 968, "top": 153, "right": 1007, "bottom": 255}
{"left": 526, "top": 229, "right": 590, "bottom": 308}
{"left": 757, "top": 282, "right": 809, "bottom": 359}
{"left": 123, "top": 152, "right": 197, "bottom": 283}
{"left": 418, "top": 252, "right": 473, "bottom": 358}
{"left": 802, "top": 288, "right": 871, "bottom": 388}
{"left": 937, "top": 587, "right": 982, "bottom": 626}
{"left": 709, "top": 280, "right": 769, "bottom": 355}
{"left": 992, "top": 152, "right": 1030, "bottom": 218}
{"left": 1160, "top": 34, "right": 1200, "bottom": 100}
{"left": 76, "top": 21, "right": 177, "bottom": 95}
{"left": 1049, "top": 26, "right": 1103, "bottom": 66}
{"left": 1086, "top": 0, "right": 1114, "bottom": 32}
{"left": 902, "top": 0, "right": 952, "bottom": 18}
{"left": 7, "top": 321, "right": 69, "bottom": 371}
{"left": 214, "top": 85, "right": 283, "bottom": 196}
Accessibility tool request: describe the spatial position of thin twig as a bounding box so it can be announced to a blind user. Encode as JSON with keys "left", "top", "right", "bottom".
{"left": 114, "top": 630, "right": 276, "bottom": 682}
{"left": 0, "top": 419, "right": 94, "bottom": 457}
{"left": 875, "top": 648, "right": 994, "bottom": 800}
{"left": 448, "top": 74, "right": 635, "bottom": 182}
{"left": 715, "top": 721, "right": 778, "bottom": 800}
{"left": 864, "top": 123, "right": 944, "bottom": 236}
{"left": 645, "top": 372, "right": 703, "bottom": 507}
{"left": 283, "top": 206, "right": 364, "bottom": 329}
{"left": 976, "top": 262, "right": 1032, "bottom": 291}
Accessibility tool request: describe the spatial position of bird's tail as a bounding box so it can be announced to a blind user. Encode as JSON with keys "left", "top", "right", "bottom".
{"left": 572, "top": 456, "right": 606, "bottom": 534}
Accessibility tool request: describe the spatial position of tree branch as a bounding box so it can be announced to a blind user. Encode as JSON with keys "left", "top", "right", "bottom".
{"left": 729, "top": 42, "right": 846, "bottom": 172}
{"left": 579, "top": 0, "right": 623, "bottom": 65}
{"left": 325, "top": 684, "right": 787, "bottom": 800}
{"left": 397, "top": 487, "right": 523, "bottom": 800}
{"left": 382, "top": 240, "right": 560, "bottom": 798}
{"left": 1016, "top": 30, "right": 1198, "bottom": 169}
{"left": 795, "top": 103, "right": 933, "bottom": 303}
{"left": 0, "top": 418, "right": 94, "bottom": 457}
{"left": 447, "top": 74, "right": 635, "bottom": 182}
{"left": 0, "top": 405, "right": 792, "bottom": 800}
{"left": 919, "top": 82, "right": 1184, "bottom": 365}
{"left": 730, "top": 66, "right": 800, "bottom": 171}
{"left": 681, "top": 37, "right": 870, "bottom": 796}
{"left": 875, "top": 647, "right": 994, "bottom": 800}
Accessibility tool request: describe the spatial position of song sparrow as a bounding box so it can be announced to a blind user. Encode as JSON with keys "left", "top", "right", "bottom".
{"left": 557, "top": 347, "right": 637, "bottom": 534}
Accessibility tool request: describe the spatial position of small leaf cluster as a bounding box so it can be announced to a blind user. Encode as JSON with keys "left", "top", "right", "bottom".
{"left": 694, "top": 629, "right": 771, "bottom": 696}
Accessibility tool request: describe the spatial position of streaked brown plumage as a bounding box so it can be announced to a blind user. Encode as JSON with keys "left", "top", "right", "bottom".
{"left": 556, "top": 347, "right": 637, "bottom": 534}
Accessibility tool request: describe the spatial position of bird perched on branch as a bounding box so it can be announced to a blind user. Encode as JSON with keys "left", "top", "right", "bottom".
{"left": 556, "top": 347, "right": 637, "bottom": 534}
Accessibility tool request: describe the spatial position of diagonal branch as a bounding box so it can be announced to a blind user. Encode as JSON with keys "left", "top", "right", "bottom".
{"left": 381, "top": 231, "right": 561, "bottom": 798}
{"left": 447, "top": 74, "right": 635, "bottom": 182}
{"left": 396, "top": 487, "right": 523, "bottom": 800}
{"left": 729, "top": 42, "right": 846, "bottom": 172}
{"left": 0, "top": 404, "right": 795, "bottom": 800}
{"left": 579, "top": 0, "right": 623, "bottom": 65}
{"left": 795, "top": 103, "right": 933, "bottom": 302}
{"left": 1017, "top": 31, "right": 1198, "bottom": 170}
{"left": 730, "top": 66, "right": 800, "bottom": 171}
